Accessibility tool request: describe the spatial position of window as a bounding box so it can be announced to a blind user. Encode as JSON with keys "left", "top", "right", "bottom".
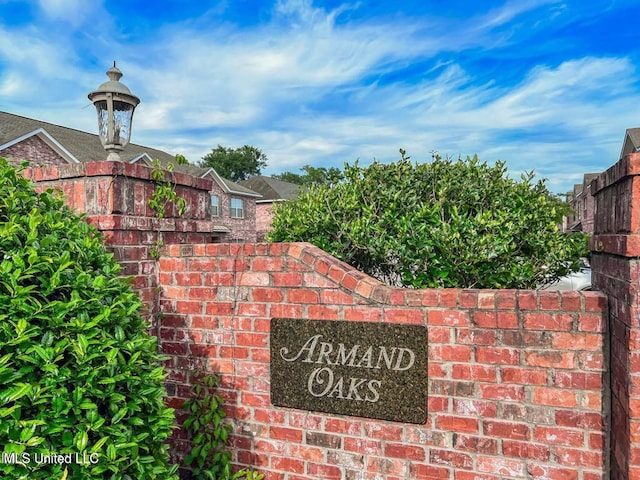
{"left": 211, "top": 195, "right": 220, "bottom": 217}
{"left": 230, "top": 197, "right": 244, "bottom": 218}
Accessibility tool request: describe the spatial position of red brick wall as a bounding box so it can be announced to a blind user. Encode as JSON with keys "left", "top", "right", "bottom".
{"left": 22, "top": 161, "right": 218, "bottom": 321}
{"left": 590, "top": 152, "right": 640, "bottom": 480}
{"left": 159, "top": 242, "right": 607, "bottom": 480}
{"left": 18, "top": 149, "right": 640, "bottom": 479}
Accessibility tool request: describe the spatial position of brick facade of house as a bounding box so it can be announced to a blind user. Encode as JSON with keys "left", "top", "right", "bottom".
{"left": 564, "top": 173, "right": 598, "bottom": 234}
{"left": 238, "top": 176, "right": 300, "bottom": 242}
{"left": 209, "top": 179, "right": 259, "bottom": 243}
{"left": 3, "top": 134, "right": 68, "bottom": 168}
{"left": 255, "top": 202, "right": 275, "bottom": 241}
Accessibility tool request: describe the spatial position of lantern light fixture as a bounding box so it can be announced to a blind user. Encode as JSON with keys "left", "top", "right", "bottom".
{"left": 88, "top": 62, "right": 140, "bottom": 161}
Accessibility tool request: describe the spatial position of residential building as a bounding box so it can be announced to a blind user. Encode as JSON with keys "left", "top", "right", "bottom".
{"left": 239, "top": 175, "right": 301, "bottom": 240}
{"left": 563, "top": 128, "right": 640, "bottom": 235}
{"left": 191, "top": 165, "right": 262, "bottom": 243}
{"left": 564, "top": 173, "right": 599, "bottom": 234}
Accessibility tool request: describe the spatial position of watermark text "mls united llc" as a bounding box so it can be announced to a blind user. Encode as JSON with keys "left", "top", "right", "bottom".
{"left": 1, "top": 452, "right": 99, "bottom": 465}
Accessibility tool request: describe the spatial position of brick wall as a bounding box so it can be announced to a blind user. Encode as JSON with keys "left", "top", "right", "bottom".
{"left": 22, "top": 161, "right": 218, "bottom": 321}
{"left": 590, "top": 152, "right": 640, "bottom": 480}
{"left": 17, "top": 148, "right": 640, "bottom": 478}
{"left": 159, "top": 242, "right": 607, "bottom": 480}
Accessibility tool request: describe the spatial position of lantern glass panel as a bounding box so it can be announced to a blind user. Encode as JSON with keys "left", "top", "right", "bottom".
{"left": 113, "top": 100, "right": 135, "bottom": 146}
{"left": 94, "top": 100, "right": 109, "bottom": 147}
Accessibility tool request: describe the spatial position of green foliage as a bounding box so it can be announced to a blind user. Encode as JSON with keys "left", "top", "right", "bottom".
{"left": 148, "top": 158, "right": 188, "bottom": 219}
{"left": 272, "top": 165, "right": 344, "bottom": 186}
{"left": 182, "top": 374, "right": 263, "bottom": 480}
{"left": 0, "top": 158, "right": 178, "bottom": 479}
{"left": 148, "top": 158, "right": 188, "bottom": 259}
{"left": 174, "top": 154, "right": 189, "bottom": 165}
{"left": 268, "top": 151, "right": 585, "bottom": 289}
{"left": 574, "top": 230, "right": 590, "bottom": 260}
{"left": 200, "top": 145, "right": 267, "bottom": 182}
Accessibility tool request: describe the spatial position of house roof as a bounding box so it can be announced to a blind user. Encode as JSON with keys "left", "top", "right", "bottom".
{"left": 571, "top": 173, "right": 599, "bottom": 198}
{"left": 0, "top": 110, "right": 261, "bottom": 198}
{"left": 620, "top": 128, "right": 640, "bottom": 158}
{"left": 0, "top": 111, "right": 176, "bottom": 165}
{"left": 583, "top": 173, "right": 599, "bottom": 185}
{"left": 239, "top": 175, "right": 301, "bottom": 202}
{"left": 203, "top": 168, "right": 263, "bottom": 198}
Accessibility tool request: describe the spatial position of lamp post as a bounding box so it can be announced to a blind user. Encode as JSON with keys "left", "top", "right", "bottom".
{"left": 88, "top": 62, "right": 140, "bottom": 161}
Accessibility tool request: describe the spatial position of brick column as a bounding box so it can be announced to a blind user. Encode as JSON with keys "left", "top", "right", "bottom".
{"left": 23, "top": 161, "right": 217, "bottom": 325}
{"left": 591, "top": 152, "right": 640, "bottom": 480}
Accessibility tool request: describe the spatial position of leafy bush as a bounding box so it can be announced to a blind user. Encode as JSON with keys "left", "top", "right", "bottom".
{"left": 0, "top": 158, "right": 178, "bottom": 479}
{"left": 183, "top": 374, "right": 263, "bottom": 480}
{"left": 268, "top": 152, "right": 585, "bottom": 289}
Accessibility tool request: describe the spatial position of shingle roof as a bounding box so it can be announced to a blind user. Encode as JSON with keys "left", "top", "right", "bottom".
{"left": 217, "top": 176, "right": 262, "bottom": 197}
{"left": 620, "top": 128, "right": 640, "bottom": 158}
{"left": 239, "top": 175, "right": 301, "bottom": 201}
{"left": 0, "top": 111, "right": 176, "bottom": 164}
{"left": 0, "top": 110, "right": 261, "bottom": 198}
{"left": 583, "top": 173, "right": 600, "bottom": 184}
{"left": 627, "top": 128, "right": 640, "bottom": 148}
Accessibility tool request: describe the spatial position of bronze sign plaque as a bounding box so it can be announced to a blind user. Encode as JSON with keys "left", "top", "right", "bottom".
{"left": 270, "top": 318, "right": 428, "bottom": 424}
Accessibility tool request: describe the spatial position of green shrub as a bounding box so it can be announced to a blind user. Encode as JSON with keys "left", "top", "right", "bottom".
{"left": 182, "top": 374, "right": 263, "bottom": 480}
{"left": 0, "top": 158, "right": 178, "bottom": 479}
{"left": 268, "top": 152, "right": 585, "bottom": 289}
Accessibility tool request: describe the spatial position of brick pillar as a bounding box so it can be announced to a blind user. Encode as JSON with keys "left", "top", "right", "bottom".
{"left": 591, "top": 152, "right": 640, "bottom": 480}
{"left": 23, "top": 161, "right": 217, "bottom": 326}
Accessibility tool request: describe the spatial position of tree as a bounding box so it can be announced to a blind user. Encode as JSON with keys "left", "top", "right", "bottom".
{"left": 200, "top": 145, "right": 267, "bottom": 182}
{"left": 267, "top": 151, "right": 586, "bottom": 289}
{"left": 272, "top": 165, "right": 344, "bottom": 186}
{"left": 0, "top": 158, "right": 178, "bottom": 479}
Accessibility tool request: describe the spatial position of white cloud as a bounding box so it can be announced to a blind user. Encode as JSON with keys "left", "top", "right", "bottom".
{"left": 37, "top": 0, "right": 101, "bottom": 27}
{"left": 0, "top": 25, "right": 74, "bottom": 80}
{"left": 252, "top": 55, "right": 640, "bottom": 190}
{"left": 123, "top": 5, "right": 432, "bottom": 134}
{"left": 0, "top": 71, "right": 27, "bottom": 96}
{"left": 1, "top": 0, "right": 638, "bottom": 193}
{"left": 476, "top": 0, "right": 560, "bottom": 30}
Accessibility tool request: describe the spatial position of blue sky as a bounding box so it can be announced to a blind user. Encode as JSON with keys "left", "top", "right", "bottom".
{"left": 1, "top": 0, "right": 639, "bottom": 193}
